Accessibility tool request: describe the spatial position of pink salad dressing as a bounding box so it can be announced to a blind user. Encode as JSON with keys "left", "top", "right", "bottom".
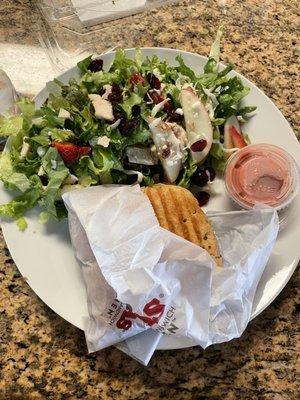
{"left": 225, "top": 144, "right": 299, "bottom": 210}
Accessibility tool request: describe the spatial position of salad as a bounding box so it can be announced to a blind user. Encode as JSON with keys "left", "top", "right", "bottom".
{"left": 0, "top": 29, "right": 256, "bottom": 230}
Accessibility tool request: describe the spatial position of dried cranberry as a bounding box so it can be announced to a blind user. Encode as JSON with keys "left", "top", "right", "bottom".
{"left": 205, "top": 166, "right": 216, "bottom": 182}
{"left": 107, "top": 83, "right": 123, "bottom": 105}
{"left": 191, "top": 139, "right": 207, "bottom": 152}
{"left": 87, "top": 59, "right": 103, "bottom": 72}
{"left": 130, "top": 73, "right": 145, "bottom": 86}
{"left": 147, "top": 73, "right": 161, "bottom": 90}
{"left": 161, "top": 147, "right": 171, "bottom": 159}
{"left": 195, "top": 191, "right": 210, "bottom": 207}
{"left": 167, "top": 111, "right": 183, "bottom": 123}
{"left": 191, "top": 168, "right": 209, "bottom": 187}
{"left": 147, "top": 90, "right": 164, "bottom": 104}
{"left": 113, "top": 111, "right": 124, "bottom": 121}
{"left": 119, "top": 118, "right": 139, "bottom": 136}
{"left": 163, "top": 100, "right": 174, "bottom": 113}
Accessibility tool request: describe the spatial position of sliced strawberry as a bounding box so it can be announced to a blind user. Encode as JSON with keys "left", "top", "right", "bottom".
{"left": 130, "top": 72, "right": 145, "bottom": 86}
{"left": 52, "top": 141, "right": 91, "bottom": 164}
{"left": 230, "top": 125, "right": 247, "bottom": 148}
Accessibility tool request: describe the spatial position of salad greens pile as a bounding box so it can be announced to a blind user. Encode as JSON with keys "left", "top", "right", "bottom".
{"left": 0, "top": 29, "right": 256, "bottom": 229}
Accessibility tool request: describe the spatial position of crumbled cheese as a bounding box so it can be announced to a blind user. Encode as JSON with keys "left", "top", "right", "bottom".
{"left": 175, "top": 108, "right": 184, "bottom": 115}
{"left": 97, "top": 135, "right": 110, "bottom": 148}
{"left": 88, "top": 94, "right": 114, "bottom": 121}
{"left": 51, "top": 159, "right": 57, "bottom": 170}
{"left": 101, "top": 84, "right": 113, "bottom": 100}
{"left": 58, "top": 108, "right": 71, "bottom": 119}
{"left": 20, "top": 140, "right": 30, "bottom": 159}
{"left": 38, "top": 165, "right": 44, "bottom": 176}
{"left": 37, "top": 146, "right": 45, "bottom": 157}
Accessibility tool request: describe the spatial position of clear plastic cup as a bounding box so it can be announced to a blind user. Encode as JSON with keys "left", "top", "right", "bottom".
{"left": 224, "top": 144, "right": 300, "bottom": 212}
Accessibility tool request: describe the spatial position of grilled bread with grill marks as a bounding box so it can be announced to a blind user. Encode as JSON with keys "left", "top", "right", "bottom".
{"left": 142, "top": 184, "right": 222, "bottom": 266}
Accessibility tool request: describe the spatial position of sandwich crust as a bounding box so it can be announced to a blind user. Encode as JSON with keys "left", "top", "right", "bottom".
{"left": 142, "top": 184, "right": 222, "bottom": 266}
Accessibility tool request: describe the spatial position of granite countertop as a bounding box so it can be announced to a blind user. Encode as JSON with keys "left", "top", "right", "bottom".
{"left": 0, "top": 0, "right": 299, "bottom": 399}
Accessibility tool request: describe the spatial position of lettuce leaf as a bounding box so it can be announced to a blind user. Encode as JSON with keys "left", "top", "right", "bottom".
{"left": 81, "top": 71, "right": 122, "bottom": 92}
{"left": 16, "top": 217, "right": 27, "bottom": 231}
{"left": 125, "top": 126, "right": 151, "bottom": 147}
{"left": 29, "top": 131, "right": 51, "bottom": 147}
{"left": 38, "top": 211, "right": 51, "bottom": 224}
{"left": 0, "top": 115, "right": 23, "bottom": 137}
{"left": 175, "top": 55, "right": 197, "bottom": 81}
{"left": 0, "top": 152, "right": 30, "bottom": 192}
{"left": 110, "top": 48, "right": 136, "bottom": 76}
{"left": 38, "top": 106, "right": 65, "bottom": 128}
{"left": 47, "top": 93, "right": 71, "bottom": 113}
{"left": 50, "top": 128, "right": 75, "bottom": 143}
{"left": 209, "top": 27, "right": 223, "bottom": 63}
{"left": 0, "top": 187, "right": 41, "bottom": 219}
{"left": 177, "top": 153, "right": 197, "bottom": 188}
{"left": 40, "top": 148, "right": 69, "bottom": 217}
{"left": 93, "top": 147, "right": 116, "bottom": 172}
{"left": 42, "top": 169, "right": 69, "bottom": 217}
{"left": 77, "top": 55, "right": 93, "bottom": 73}
{"left": 237, "top": 106, "right": 257, "bottom": 117}
{"left": 17, "top": 98, "right": 36, "bottom": 131}
{"left": 210, "top": 143, "right": 226, "bottom": 172}
{"left": 72, "top": 156, "right": 101, "bottom": 186}
{"left": 120, "top": 93, "right": 143, "bottom": 119}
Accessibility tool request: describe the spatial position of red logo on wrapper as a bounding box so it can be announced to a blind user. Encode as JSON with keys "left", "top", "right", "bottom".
{"left": 116, "top": 298, "right": 165, "bottom": 331}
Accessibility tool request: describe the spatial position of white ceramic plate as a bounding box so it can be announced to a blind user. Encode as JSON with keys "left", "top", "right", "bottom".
{"left": 1, "top": 48, "right": 299, "bottom": 350}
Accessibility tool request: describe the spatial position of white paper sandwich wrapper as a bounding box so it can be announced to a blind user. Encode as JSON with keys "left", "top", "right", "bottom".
{"left": 63, "top": 185, "right": 279, "bottom": 365}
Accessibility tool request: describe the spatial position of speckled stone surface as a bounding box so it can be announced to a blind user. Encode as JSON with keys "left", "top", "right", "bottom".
{"left": 0, "top": 0, "right": 299, "bottom": 399}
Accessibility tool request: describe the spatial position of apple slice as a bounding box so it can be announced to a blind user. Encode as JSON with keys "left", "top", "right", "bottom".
{"left": 148, "top": 118, "right": 186, "bottom": 183}
{"left": 224, "top": 115, "right": 247, "bottom": 158}
{"left": 179, "top": 87, "right": 213, "bottom": 164}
